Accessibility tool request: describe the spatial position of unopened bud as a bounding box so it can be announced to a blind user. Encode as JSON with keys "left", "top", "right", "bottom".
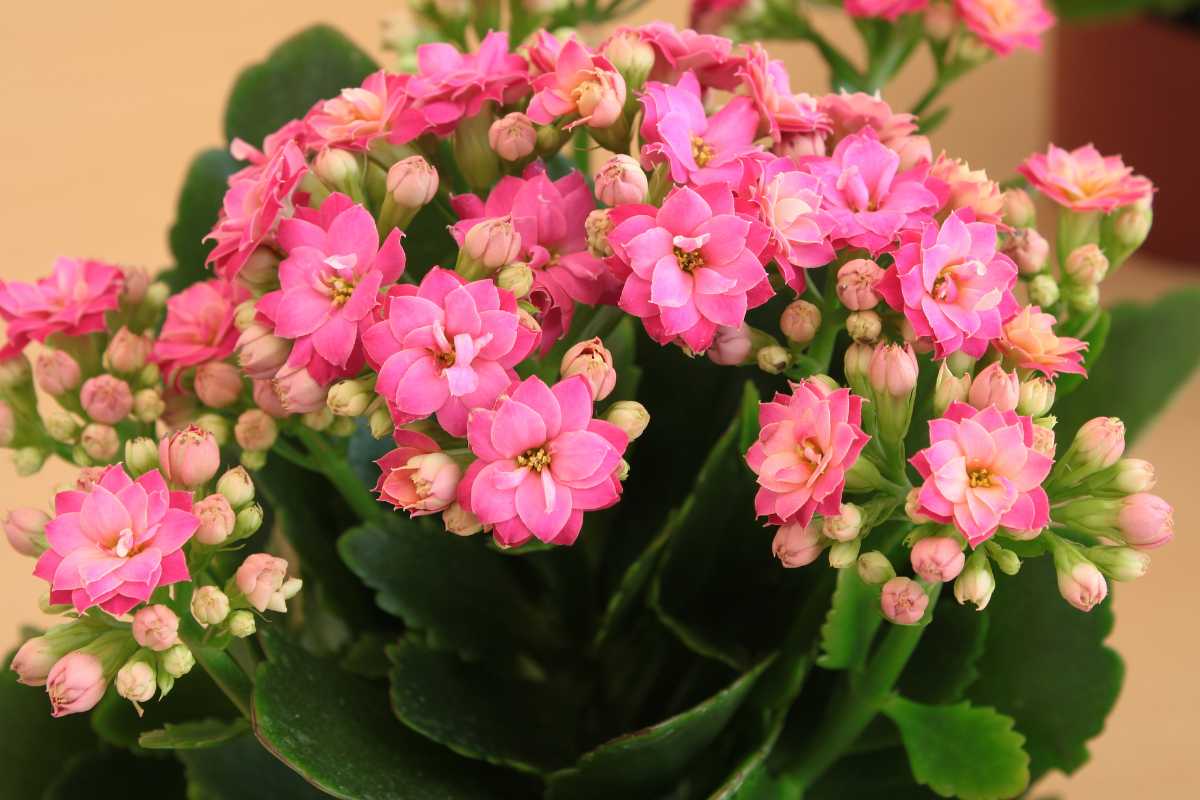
{"left": 968, "top": 362, "right": 1020, "bottom": 412}
{"left": 857, "top": 550, "right": 896, "bottom": 585}
{"left": 443, "top": 502, "right": 483, "bottom": 536}
{"left": 302, "top": 407, "right": 334, "bottom": 431}
{"left": 80, "top": 424, "right": 119, "bottom": 462}
{"left": 868, "top": 342, "right": 918, "bottom": 398}
{"left": 1060, "top": 417, "right": 1126, "bottom": 483}
{"left": 217, "top": 466, "right": 256, "bottom": 509}
{"left": 905, "top": 487, "right": 930, "bottom": 523}
{"left": 314, "top": 148, "right": 362, "bottom": 193}
{"left": 985, "top": 542, "right": 1021, "bottom": 576}
{"left": 1017, "top": 375, "right": 1055, "bottom": 418}
{"left": 843, "top": 342, "right": 873, "bottom": 396}
{"left": 4, "top": 507, "right": 49, "bottom": 557}
{"left": 1086, "top": 458, "right": 1156, "bottom": 496}
{"left": 133, "top": 388, "right": 165, "bottom": 424}
{"left": 496, "top": 262, "right": 534, "bottom": 298}
{"left": 1002, "top": 228, "right": 1049, "bottom": 276}
{"left": 585, "top": 209, "right": 614, "bottom": 258}
{"left": 822, "top": 503, "right": 863, "bottom": 543}
{"left": 240, "top": 450, "right": 267, "bottom": 470}
{"left": 707, "top": 324, "right": 752, "bottom": 366}
{"left": 461, "top": 216, "right": 521, "bottom": 274}
{"left": 560, "top": 338, "right": 617, "bottom": 401}
{"left": 369, "top": 405, "right": 395, "bottom": 439}
{"left": 387, "top": 156, "right": 439, "bottom": 208}
{"left": 195, "top": 413, "right": 231, "bottom": 447}
{"left": 190, "top": 585, "right": 231, "bottom": 626}
{"left": 756, "top": 345, "right": 791, "bottom": 375}
{"left": 1027, "top": 274, "right": 1060, "bottom": 307}
{"left": 780, "top": 300, "right": 821, "bottom": 345}
{"left": 1063, "top": 281, "right": 1099, "bottom": 313}
{"left": 194, "top": 493, "right": 236, "bottom": 546}
{"left": 327, "top": 378, "right": 374, "bottom": 417}
{"left": 953, "top": 551, "right": 996, "bottom": 610}
{"left": 828, "top": 538, "right": 862, "bottom": 569}
{"left": 103, "top": 327, "right": 152, "bottom": 374}
{"left": 195, "top": 362, "right": 244, "bottom": 408}
{"left": 115, "top": 650, "right": 157, "bottom": 704}
{"left": 12, "top": 447, "right": 47, "bottom": 476}
{"left": 836, "top": 259, "right": 884, "bottom": 310}
{"left": 43, "top": 408, "right": 80, "bottom": 443}
{"left": 605, "top": 401, "right": 650, "bottom": 441}
{"left": 227, "top": 610, "right": 256, "bottom": 638}
{"left": 910, "top": 536, "right": 966, "bottom": 583}
{"left": 159, "top": 644, "right": 195, "bottom": 678}
{"left": 881, "top": 577, "right": 929, "bottom": 624}
{"left": 1050, "top": 538, "right": 1108, "bottom": 612}
{"left": 124, "top": 437, "right": 159, "bottom": 476}
{"left": 487, "top": 112, "right": 537, "bottom": 162}
{"left": 235, "top": 409, "right": 277, "bottom": 451}
{"left": 233, "top": 503, "right": 265, "bottom": 541}
{"left": 1064, "top": 244, "right": 1109, "bottom": 286}
{"left": 772, "top": 521, "right": 824, "bottom": 568}
{"left": 602, "top": 31, "right": 655, "bottom": 90}
{"left": 594, "top": 155, "right": 648, "bottom": 206}
{"left": 1086, "top": 546, "right": 1150, "bottom": 582}
{"left": 846, "top": 310, "right": 881, "bottom": 343}
{"left": 1001, "top": 188, "right": 1036, "bottom": 228}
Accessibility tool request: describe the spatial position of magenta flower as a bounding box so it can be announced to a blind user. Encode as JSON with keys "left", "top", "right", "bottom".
{"left": 363, "top": 268, "right": 537, "bottom": 437}
{"left": 33, "top": 465, "right": 198, "bottom": 615}
{"left": 460, "top": 375, "right": 628, "bottom": 547}
{"left": 608, "top": 184, "right": 771, "bottom": 353}
{"left": 374, "top": 429, "right": 461, "bottom": 517}
{"left": 750, "top": 157, "right": 836, "bottom": 291}
{"left": 1018, "top": 143, "right": 1153, "bottom": 213}
{"left": 876, "top": 210, "right": 1019, "bottom": 359}
{"left": 0, "top": 258, "right": 123, "bottom": 351}
{"left": 527, "top": 38, "right": 627, "bottom": 130}
{"left": 151, "top": 278, "right": 246, "bottom": 386}
{"left": 639, "top": 71, "right": 764, "bottom": 187}
{"left": 955, "top": 0, "right": 1055, "bottom": 56}
{"left": 910, "top": 402, "right": 1052, "bottom": 546}
{"left": 746, "top": 380, "right": 870, "bottom": 527}
{"left": 304, "top": 70, "right": 406, "bottom": 150}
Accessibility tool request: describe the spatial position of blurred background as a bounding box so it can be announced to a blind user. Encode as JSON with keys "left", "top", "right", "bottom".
{"left": 0, "top": 2, "right": 1196, "bottom": 796}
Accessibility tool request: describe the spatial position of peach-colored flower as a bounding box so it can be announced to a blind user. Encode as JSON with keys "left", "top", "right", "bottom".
{"left": 1018, "top": 143, "right": 1153, "bottom": 213}
{"left": 997, "top": 305, "right": 1087, "bottom": 379}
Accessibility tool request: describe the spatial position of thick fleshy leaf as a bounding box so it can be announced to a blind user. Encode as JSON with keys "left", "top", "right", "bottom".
{"left": 898, "top": 593, "right": 990, "bottom": 705}
{"left": 591, "top": 526, "right": 668, "bottom": 649}
{"left": 177, "top": 734, "right": 330, "bottom": 799}
{"left": 162, "top": 148, "right": 240, "bottom": 291}
{"left": 44, "top": 748, "right": 187, "bottom": 799}
{"left": 818, "top": 566, "right": 883, "bottom": 671}
{"left": 139, "top": 718, "right": 249, "bottom": 750}
{"left": 90, "top": 667, "right": 237, "bottom": 752}
{"left": 883, "top": 697, "right": 1029, "bottom": 800}
{"left": 223, "top": 25, "right": 377, "bottom": 146}
{"left": 806, "top": 747, "right": 939, "bottom": 800}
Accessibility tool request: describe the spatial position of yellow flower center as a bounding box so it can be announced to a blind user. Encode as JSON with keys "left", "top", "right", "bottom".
{"left": 968, "top": 467, "right": 993, "bottom": 488}
{"left": 674, "top": 247, "right": 705, "bottom": 273}
{"left": 327, "top": 276, "right": 356, "bottom": 307}
{"left": 691, "top": 135, "right": 715, "bottom": 167}
{"left": 517, "top": 447, "right": 551, "bottom": 472}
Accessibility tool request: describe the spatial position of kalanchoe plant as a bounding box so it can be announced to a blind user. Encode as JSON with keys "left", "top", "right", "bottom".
{"left": 1, "top": 1, "right": 1196, "bottom": 798}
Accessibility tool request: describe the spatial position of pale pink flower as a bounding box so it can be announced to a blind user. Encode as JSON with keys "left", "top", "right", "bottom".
{"left": 236, "top": 322, "right": 291, "bottom": 380}
{"left": 881, "top": 577, "right": 929, "bottom": 624}
{"left": 488, "top": 113, "right": 538, "bottom": 162}
{"left": 80, "top": 375, "right": 133, "bottom": 425}
{"left": 193, "top": 493, "right": 236, "bottom": 546}
{"left": 608, "top": 184, "right": 772, "bottom": 353}
{"left": 996, "top": 305, "right": 1087, "bottom": 379}
{"left": 374, "top": 430, "right": 461, "bottom": 516}
{"left": 772, "top": 521, "right": 824, "bottom": 567}
{"left": 0, "top": 258, "right": 123, "bottom": 350}
{"left": 818, "top": 91, "right": 918, "bottom": 147}
{"left": 46, "top": 652, "right": 108, "bottom": 717}
{"left": 846, "top": 0, "right": 929, "bottom": 20}
{"left": 876, "top": 210, "right": 1019, "bottom": 359}
{"left": 967, "top": 362, "right": 1020, "bottom": 412}
{"left": 459, "top": 375, "right": 628, "bottom": 547}
{"left": 805, "top": 130, "right": 940, "bottom": 256}
{"left": 750, "top": 158, "right": 836, "bottom": 291}
{"left": 104, "top": 327, "right": 152, "bottom": 374}
{"left": 736, "top": 44, "right": 832, "bottom": 145}
{"left": 956, "top": 0, "right": 1055, "bottom": 56}
{"left": 256, "top": 193, "right": 405, "bottom": 372}
{"left": 235, "top": 552, "right": 289, "bottom": 612}
{"left": 1118, "top": 493, "right": 1174, "bottom": 550}
{"left": 159, "top": 425, "right": 221, "bottom": 489}
{"left": 363, "top": 268, "right": 536, "bottom": 437}
{"left": 152, "top": 279, "right": 246, "bottom": 386}
{"left": 33, "top": 465, "right": 198, "bottom": 615}
{"left": 304, "top": 70, "right": 406, "bottom": 149}
{"left": 746, "top": 380, "right": 870, "bottom": 527}
{"left": 930, "top": 153, "right": 1005, "bottom": 226}
{"left": 911, "top": 402, "right": 1052, "bottom": 546}
{"left": 131, "top": 604, "right": 180, "bottom": 652}
{"left": 527, "top": 39, "right": 627, "bottom": 130}
{"left": 836, "top": 259, "right": 884, "bottom": 310}
{"left": 1018, "top": 143, "right": 1153, "bottom": 213}
{"left": 910, "top": 536, "right": 966, "bottom": 582}
{"left": 595, "top": 155, "right": 649, "bottom": 207}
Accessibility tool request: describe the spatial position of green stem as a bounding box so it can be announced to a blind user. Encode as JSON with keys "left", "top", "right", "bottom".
{"left": 293, "top": 427, "right": 389, "bottom": 525}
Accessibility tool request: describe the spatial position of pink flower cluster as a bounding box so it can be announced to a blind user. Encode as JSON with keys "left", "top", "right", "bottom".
{"left": 0, "top": 258, "right": 124, "bottom": 353}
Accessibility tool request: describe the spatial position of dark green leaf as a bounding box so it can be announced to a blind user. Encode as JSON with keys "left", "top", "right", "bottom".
{"left": 224, "top": 26, "right": 376, "bottom": 146}
{"left": 139, "top": 718, "right": 249, "bottom": 750}
{"left": 818, "top": 567, "right": 883, "bottom": 671}
{"left": 967, "top": 557, "right": 1123, "bottom": 780}
{"left": 591, "top": 526, "right": 668, "bottom": 649}
{"left": 162, "top": 148, "right": 240, "bottom": 291}
{"left": 90, "top": 667, "right": 237, "bottom": 751}
{"left": 806, "top": 746, "right": 938, "bottom": 800}
{"left": 883, "top": 697, "right": 1029, "bottom": 800}
{"left": 601, "top": 317, "right": 643, "bottom": 405}
{"left": 346, "top": 418, "right": 394, "bottom": 491}
{"left": 177, "top": 734, "right": 330, "bottom": 799}
{"left": 253, "top": 633, "right": 529, "bottom": 800}
{"left": 45, "top": 748, "right": 187, "bottom": 799}
{"left": 545, "top": 658, "right": 771, "bottom": 800}
{"left": 401, "top": 202, "right": 460, "bottom": 280}
{"left": 898, "top": 595, "right": 989, "bottom": 705}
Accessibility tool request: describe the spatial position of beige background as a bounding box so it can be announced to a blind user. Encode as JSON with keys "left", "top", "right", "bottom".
{"left": 1, "top": 2, "right": 1196, "bottom": 796}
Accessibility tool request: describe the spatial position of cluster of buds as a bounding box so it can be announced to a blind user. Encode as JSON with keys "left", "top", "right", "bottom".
{"left": 771, "top": 502, "right": 866, "bottom": 570}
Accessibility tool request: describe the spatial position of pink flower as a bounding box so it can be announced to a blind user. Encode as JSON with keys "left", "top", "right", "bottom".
{"left": 0, "top": 258, "right": 123, "bottom": 351}
{"left": 374, "top": 430, "right": 461, "bottom": 516}
{"left": 235, "top": 553, "right": 289, "bottom": 612}
{"left": 910, "top": 402, "right": 1052, "bottom": 546}
{"left": 746, "top": 380, "right": 870, "bottom": 527}
{"left": 1018, "top": 143, "right": 1153, "bottom": 213}
{"left": 256, "top": 193, "right": 405, "bottom": 372}
{"left": 159, "top": 425, "right": 221, "bottom": 489}
{"left": 608, "top": 184, "right": 771, "bottom": 353}
{"left": 80, "top": 375, "right": 133, "bottom": 425}
{"left": 876, "top": 210, "right": 1019, "bottom": 359}
{"left": 363, "top": 268, "right": 536, "bottom": 437}
{"left": 131, "top": 604, "right": 180, "bottom": 652}
{"left": 304, "top": 70, "right": 406, "bottom": 149}
{"left": 819, "top": 91, "right": 918, "bottom": 147}
{"left": 750, "top": 158, "right": 836, "bottom": 290}
{"left": 614, "top": 23, "right": 741, "bottom": 90}
{"left": 997, "top": 304, "right": 1087, "bottom": 379}
{"left": 836, "top": 259, "right": 884, "bottom": 310}
{"left": 707, "top": 323, "right": 752, "bottom": 365}
{"left": 152, "top": 278, "right": 246, "bottom": 385}
{"left": 930, "top": 153, "right": 1005, "bottom": 226}
{"left": 46, "top": 651, "right": 108, "bottom": 717}
{"left": 805, "top": 130, "right": 940, "bottom": 256}
{"left": 33, "top": 465, "right": 198, "bottom": 615}
{"left": 881, "top": 576, "right": 929, "bottom": 624}
{"left": 967, "top": 362, "right": 1020, "bottom": 412}
{"left": 772, "top": 521, "right": 824, "bottom": 568}
{"left": 736, "top": 44, "right": 831, "bottom": 145}
{"left": 639, "top": 71, "right": 763, "bottom": 187}
{"left": 955, "top": 0, "right": 1055, "bottom": 56}
{"left": 205, "top": 135, "right": 308, "bottom": 281}
{"left": 845, "top": 0, "right": 929, "bottom": 20}
{"left": 459, "top": 375, "right": 628, "bottom": 547}
{"left": 910, "top": 536, "right": 966, "bottom": 582}
{"left": 527, "top": 39, "right": 627, "bottom": 129}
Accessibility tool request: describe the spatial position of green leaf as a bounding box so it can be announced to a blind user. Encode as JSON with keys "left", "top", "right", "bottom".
{"left": 401, "top": 201, "right": 460, "bottom": 280}
{"left": 967, "top": 557, "right": 1123, "bottom": 780}
{"left": 387, "top": 640, "right": 574, "bottom": 773}
{"left": 545, "top": 657, "right": 772, "bottom": 799}
{"left": 253, "top": 633, "right": 529, "bottom": 800}
{"left": 178, "top": 734, "right": 331, "bottom": 799}
{"left": 806, "top": 747, "right": 938, "bottom": 800}
{"left": 601, "top": 317, "right": 643, "bottom": 405}
{"left": 591, "top": 526, "right": 668, "bottom": 649}
{"left": 44, "top": 748, "right": 188, "bottom": 799}
{"left": 339, "top": 520, "right": 552, "bottom": 658}
{"left": 161, "top": 148, "right": 240, "bottom": 291}
{"left": 139, "top": 718, "right": 249, "bottom": 750}
{"left": 224, "top": 25, "right": 377, "bottom": 146}
{"left": 1054, "top": 308, "right": 1111, "bottom": 398}
{"left": 883, "top": 697, "right": 1029, "bottom": 800}
{"left": 1055, "top": 289, "right": 1200, "bottom": 446}
{"left": 90, "top": 667, "right": 237, "bottom": 751}
{"left": 898, "top": 595, "right": 989, "bottom": 705}
{"left": 818, "top": 567, "right": 883, "bottom": 671}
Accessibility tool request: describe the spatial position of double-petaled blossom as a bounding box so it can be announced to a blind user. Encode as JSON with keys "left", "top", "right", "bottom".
{"left": 639, "top": 71, "right": 763, "bottom": 187}
{"left": 613, "top": 23, "right": 741, "bottom": 90}
{"left": 1018, "top": 143, "right": 1154, "bottom": 213}
{"left": 460, "top": 375, "right": 628, "bottom": 547}
{"left": 608, "top": 184, "right": 772, "bottom": 353}
{"left": 152, "top": 278, "right": 246, "bottom": 386}
{"left": 304, "top": 70, "right": 406, "bottom": 149}
{"left": 911, "top": 402, "right": 1052, "bottom": 546}
{"left": 363, "top": 268, "right": 537, "bottom": 437}
{"left": 876, "top": 210, "right": 1019, "bottom": 359}
{"left": 736, "top": 44, "right": 831, "bottom": 147}
{"left": 750, "top": 158, "right": 836, "bottom": 290}
{"left": 0, "top": 258, "right": 123, "bottom": 351}
{"left": 955, "top": 0, "right": 1055, "bottom": 56}
{"left": 996, "top": 304, "right": 1087, "bottom": 379}
{"left": 845, "top": 0, "right": 929, "bottom": 20}
{"left": 374, "top": 429, "right": 462, "bottom": 516}
{"left": 33, "top": 466, "right": 198, "bottom": 615}
{"left": 930, "top": 153, "right": 1005, "bottom": 226}
{"left": 819, "top": 91, "right": 918, "bottom": 149}
{"left": 527, "top": 38, "right": 627, "bottom": 130}
{"left": 805, "top": 130, "right": 940, "bottom": 256}
{"left": 746, "top": 380, "right": 870, "bottom": 527}
{"left": 256, "top": 193, "right": 405, "bottom": 375}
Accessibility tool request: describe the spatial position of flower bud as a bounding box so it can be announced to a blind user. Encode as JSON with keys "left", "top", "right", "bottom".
{"left": 707, "top": 324, "right": 752, "bottom": 366}
{"left": 857, "top": 551, "right": 896, "bottom": 585}
{"left": 602, "top": 31, "right": 655, "bottom": 89}
{"left": 1027, "top": 274, "right": 1060, "bottom": 308}
{"left": 195, "top": 413, "right": 231, "bottom": 446}
{"left": 560, "top": 338, "right": 617, "bottom": 401}
{"left": 1060, "top": 417, "right": 1125, "bottom": 483}
{"left": 910, "top": 536, "right": 966, "bottom": 583}
{"left": 954, "top": 551, "right": 996, "bottom": 610}
{"left": 881, "top": 577, "right": 929, "bottom": 625}
{"left": 482, "top": 259, "right": 529, "bottom": 299}
{"left": 160, "top": 643, "right": 195, "bottom": 679}
{"left": 985, "top": 542, "right": 1021, "bottom": 576}
{"left": 1017, "top": 375, "right": 1055, "bottom": 418}
{"left": 271, "top": 365, "right": 328, "bottom": 414}
{"left": 194, "top": 362, "right": 243, "bottom": 408}
{"left": 326, "top": 377, "right": 373, "bottom": 418}
{"left": 843, "top": 342, "right": 873, "bottom": 397}
{"left": 1054, "top": 550, "right": 1108, "bottom": 612}
{"left": 462, "top": 216, "right": 521, "bottom": 274}
{"left": 233, "top": 411, "right": 278, "bottom": 457}
{"left": 822, "top": 503, "right": 863, "bottom": 543}
{"left": 1103, "top": 202, "right": 1153, "bottom": 267}
{"left": 487, "top": 112, "right": 537, "bottom": 162}
{"left": 0, "top": 400, "right": 15, "bottom": 447}
{"left": 33, "top": 350, "right": 80, "bottom": 396}
{"left": 967, "top": 362, "right": 1019, "bottom": 412}
{"left": 928, "top": 363, "right": 967, "bottom": 417}
{"left": 194, "top": 493, "right": 236, "bottom": 546}
{"left": 595, "top": 155, "right": 648, "bottom": 207}
{"left": 1002, "top": 188, "right": 1036, "bottom": 228}
{"left": 47, "top": 639, "right": 126, "bottom": 717}
{"left": 904, "top": 487, "right": 930, "bottom": 523}
{"left": 103, "top": 327, "right": 152, "bottom": 374}
{"left": 132, "top": 605, "right": 180, "bottom": 652}
{"left": 1087, "top": 546, "right": 1150, "bottom": 582}
{"left": 756, "top": 345, "right": 791, "bottom": 375}
{"left": 133, "top": 388, "right": 166, "bottom": 424}
{"left": 233, "top": 503, "right": 265, "bottom": 541}
{"left": 10, "top": 622, "right": 98, "bottom": 686}
{"left": 41, "top": 407, "right": 78, "bottom": 444}
{"left": 1002, "top": 228, "right": 1050, "bottom": 276}
{"left": 80, "top": 375, "right": 133, "bottom": 425}
{"left": 314, "top": 147, "right": 362, "bottom": 193}
{"left": 836, "top": 259, "right": 884, "bottom": 310}
{"left": 302, "top": 407, "right": 334, "bottom": 431}
{"left": 80, "top": 424, "right": 119, "bottom": 462}
{"left": 387, "top": 156, "right": 439, "bottom": 208}
{"left": 190, "top": 585, "right": 231, "bottom": 626}
{"left": 605, "top": 401, "right": 650, "bottom": 441}
{"left": 846, "top": 310, "right": 881, "bottom": 343}
{"left": 121, "top": 437, "right": 158, "bottom": 476}
{"left": 844, "top": 454, "right": 886, "bottom": 492}
{"left": 1064, "top": 282, "right": 1099, "bottom": 313}
{"left": 892, "top": 134, "right": 932, "bottom": 171}
{"left": 1116, "top": 493, "right": 1174, "bottom": 549}
{"left": 868, "top": 342, "right": 918, "bottom": 398}
{"left": 159, "top": 425, "right": 221, "bottom": 488}
{"left": 227, "top": 610, "right": 256, "bottom": 638}
{"left": 772, "top": 521, "right": 824, "bottom": 568}
{"left": 237, "top": 322, "right": 290, "bottom": 380}
{"left": 121, "top": 266, "right": 151, "bottom": 305}
{"left": 369, "top": 405, "right": 395, "bottom": 439}
{"left": 217, "top": 466, "right": 256, "bottom": 509}
{"left": 443, "top": 501, "right": 483, "bottom": 536}
{"left": 1064, "top": 244, "right": 1109, "bottom": 286}
{"left": 115, "top": 650, "right": 157, "bottom": 704}
{"left": 1085, "top": 458, "right": 1156, "bottom": 496}
{"left": 4, "top": 507, "right": 48, "bottom": 557}
{"left": 585, "top": 209, "right": 614, "bottom": 258}
{"left": 236, "top": 553, "right": 291, "bottom": 613}
{"left": 453, "top": 108, "right": 501, "bottom": 192}
{"left": 13, "top": 446, "right": 47, "bottom": 476}
{"left": 780, "top": 300, "right": 821, "bottom": 345}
